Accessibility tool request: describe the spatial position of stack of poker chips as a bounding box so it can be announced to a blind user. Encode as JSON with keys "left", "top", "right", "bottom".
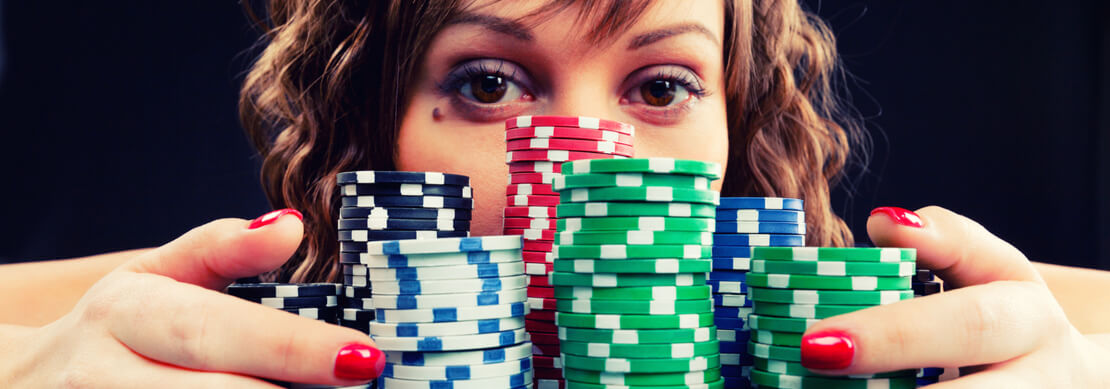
{"left": 551, "top": 158, "right": 724, "bottom": 389}
{"left": 354, "top": 236, "right": 534, "bottom": 389}
{"left": 746, "top": 247, "right": 918, "bottom": 389}
{"left": 914, "top": 269, "right": 944, "bottom": 386}
{"left": 336, "top": 171, "right": 474, "bottom": 333}
{"left": 502, "top": 115, "right": 635, "bottom": 388}
{"left": 710, "top": 197, "right": 807, "bottom": 386}
{"left": 226, "top": 282, "right": 341, "bottom": 323}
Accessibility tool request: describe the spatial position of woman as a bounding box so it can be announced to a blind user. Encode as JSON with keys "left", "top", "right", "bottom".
{"left": 1, "top": 0, "right": 1108, "bottom": 387}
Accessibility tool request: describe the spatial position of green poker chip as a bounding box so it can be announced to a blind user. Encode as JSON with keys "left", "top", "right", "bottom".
{"left": 751, "top": 259, "right": 916, "bottom": 277}
{"left": 556, "top": 298, "right": 713, "bottom": 315}
{"left": 753, "top": 357, "right": 917, "bottom": 378}
{"left": 565, "top": 377, "right": 725, "bottom": 389}
{"left": 556, "top": 202, "right": 717, "bottom": 218}
{"left": 559, "top": 326, "right": 717, "bottom": 344}
{"left": 752, "top": 302, "right": 869, "bottom": 319}
{"left": 554, "top": 258, "right": 711, "bottom": 274}
{"left": 747, "top": 341, "right": 800, "bottom": 362}
{"left": 747, "top": 314, "right": 819, "bottom": 333}
{"left": 554, "top": 285, "right": 712, "bottom": 300}
{"left": 550, "top": 271, "right": 707, "bottom": 287}
{"left": 553, "top": 172, "right": 712, "bottom": 191}
{"left": 748, "top": 287, "right": 914, "bottom": 306}
{"left": 558, "top": 216, "right": 715, "bottom": 232}
{"left": 556, "top": 312, "right": 716, "bottom": 329}
{"left": 561, "top": 158, "right": 723, "bottom": 179}
{"left": 751, "top": 247, "right": 916, "bottom": 262}
{"left": 559, "top": 186, "right": 720, "bottom": 205}
{"left": 562, "top": 353, "right": 721, "bottom": 373}
{"left": 751, "top": 330, "right": 802, "bottom": 347}
{"left": 746, "top": 273, "right": 912, "bottom": 291}
{"left": 560, "top": 340, "right": 721, "bottom": 359}
{"left": 562, "top": 367, "right": 722, "bottom": 386}
{"left": 749, "top": 368, "right": 917, "bottom": 389}
{"left": 557, "top": 230, "right": 713, "bottom": 245}
{"left": 554, "top": 244, "right": 711, "bottom": 259}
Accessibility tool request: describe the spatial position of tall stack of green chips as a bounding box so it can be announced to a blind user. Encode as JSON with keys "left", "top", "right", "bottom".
{"left": 747, "top": 247, "right": 918, "bottom": 388}
{"left": 551, "top": 158, "right": 725, "bottom": 389}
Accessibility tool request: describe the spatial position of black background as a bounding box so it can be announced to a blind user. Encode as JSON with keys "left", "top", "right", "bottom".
{"left": 1, "top": 1, "right": 1107, "bottom": 269}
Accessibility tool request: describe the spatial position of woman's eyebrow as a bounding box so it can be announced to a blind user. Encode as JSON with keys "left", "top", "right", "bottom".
{"left": 447, "top": 12, "right": 534, "bottom": 42}
{"left": 628, "top": 22, "right": 720, "bottom": 50}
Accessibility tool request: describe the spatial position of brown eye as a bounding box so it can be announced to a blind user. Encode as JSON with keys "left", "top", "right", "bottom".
{"left": 469, "top": 75, "right": 507, "bottom": 103}
{"left": 640, "top": 80, "right": 676, "bottom": 106}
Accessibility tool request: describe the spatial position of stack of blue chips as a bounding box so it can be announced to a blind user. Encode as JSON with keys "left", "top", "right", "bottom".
{"left": 710, "top": 197, "right": 806, "bottom": 388}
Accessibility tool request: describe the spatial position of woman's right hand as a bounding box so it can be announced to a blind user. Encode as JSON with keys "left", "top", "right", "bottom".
{"left": 3, "top": 209, "right": 384, "bottom": 387}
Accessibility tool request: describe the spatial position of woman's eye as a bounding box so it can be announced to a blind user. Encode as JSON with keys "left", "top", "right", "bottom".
{"left": 629, "top": 78, "right": 693, "bottom": 107}
{"left": 457, "top": 73, "right": 525, "bottom": 104}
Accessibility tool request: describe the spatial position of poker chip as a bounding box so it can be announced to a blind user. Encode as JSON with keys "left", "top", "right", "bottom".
{"left": 751, "top": 302, "right": 867, "bottom": 319}
{"left": 561, "top": 158, "right": 722, "bottom": 179}
{"left": 712, "top": 307, "right": 754, "bottom": 319}
{"left": 508, "top": 161, "right": 562, "bottom": 173}
{"left": 554, "top": 298, "right": 713, "bottom": 315}
{"left": 556, "top": 230, "right": 712, "bottom": 245}
{"left": 549, "top": 272, "right": 707, "bottom": 287}
{"left": 561, "top": 353, "right": 719, "bottom": 373}
{"left": 715, "top": 208, "right": 805, "bottom": 223}
{"left": 747, "top": 341, "right": 800, "bottom": 362}
{"left": 560, "top": 186, "right": 719, "bottom": 205}
{"left": 382, "top": 358, "right": 532, "bottom": 380}
{"left": 506, "top": 138, "right": 634, "bottom": 156}
{"left": 558, "top": 326, "right": 716, "bottom": 344}
{"left": 752, "top": 357, "right": 917, "bottom": 378}
{"left": 715, "top": 328, "right": 751, "bottom": 343}
{"left": 358, "top": 236, "right": 523, "bottom": 255}
{"left": 339, "top": 229, "right": 469, "bottom": 242}
{"left": 710, "top": 257, "right": 751, "bottom": 271}
{"left": 707, "top": 280, "right": 748, "bottom": 294}
{"left": 556, "top": 201, "right": 717, "bottom": 218}
{"left": 560, "top": 339, "right": 720, "bottom": 359}
{"left": 747, "top": 314, "right": 819, "bottom": 333}
{"left": 337, "top": 171, "right": 470, "bottom": 186}
{"left": 555, "top": 312, "right": 715, "bottom": 330}
{"left": 522, "top": 240, "right": 554, "bottom": 252}
{"left": 383, "top": 341, "right": 532, "bottom": 366}
{"left": 914, "top": 281, "right": 942, "bottom": 296}
{"left": 371, "top": 288, "right": 527, "bottom": 309}
{"left": 752, "top": 330, "right": 801, "bottom": 347}
{"left": 747, "top": 287, "right": 914, "bottom": 306}
{"left": 341, "top": 297, "right": 375, "bottom": 310}
{"left": 706, "top": 270, "right": 747, "bottom": 282}
{"left": 751, "top": 259, "right": 916, "bottom": 277}
{"left": 564, "top": 379, "right": 724, "bottom": 389}
{"left": 340, "top": 206, "right": 472, "bottom": 220}
{"left": 532, "top": 355, "right": 562, "bottom": 369}
{"left": 378, "top": 371, "right": 532, "bottom": 389}
{"left": 712, "top": 293, "right": 752, "bottom": 307}
{"left": 362, "top": 262, "right": 525, "bottom": 281}
{"left": 342, "top": 195, "right": 474, "bottom": 209}
{"left": 279, "top": 306, "right": 339, "bottom": 321}
{"left": 746, "top": 273, "right": 912, "bottom": 291}
{"left": 342, "top": 249, "right": 523, "bottom": 268}
{"left": 752, "top": 247, "right": 917, "bottom": 262}
{"left": 713, "top": 233, "right": 805, "bottom": 247}
{"left": 506, "top": 126, "right": 634, "bottom": 143}
{"left": 527, "top": 286, "right": 555, "bottom": 298}
{"left": 226, "top": 282, "right": 339, "bottom": 298}
{"left": 338, "top": 218, "right": 470, "bottom": 231}
{"left": 914, "top": 268, "right": 935, "bottom": 282}
{"left": 505, "top": 228, "right": 556, "bottom": 241}
{"left": 558, "top": 216, "right": 715, "bottom": 232}
{"left": 247, "top": 295, "right": 338, "bottom": 309}
{"left": 507, "top": 194, "right": 561, "bottom": 207}
{"left": 715, "top": 221, "right": 806, "bottom": 234}
{"left": 525, "top": 319, "right": 558, "bottom": 333}
{"left": 561, "top": 367, "right": 721, "bottom": 386}
{"left": 374, "top": 303, "right": 527, "bottom": 324}
{"left": 371, "top": 275, "right": 529, "bottom": 295}
{"left": 504, "top": 217, "right": 557, "bottom": 230}
{"left": 553, "top": 172, "right": 710, "bottom": 191}
{"left": 748, "top": 369, "right": 918, "bottom": 389}
{"left": 553, "top": 285, "right": 711, "bottom": 301}
{"left": 522, "top": 251, "right": 554, "bottom": 263}
{"left": 525, "top": 262, "right": 554, "bottom": 275}
{"left": 716, "top": 197, "right": 803, "bottom": 211}
{"left": 339, "top": 183, "right": 472, "bottom": 198}
{"left": 506, "top": 116, "right": 635, "bottom": 134}
{"left": 510, "top": 172, "right": 562, "bottom": 185}
{"left": 503, "top": 206, "right": 558, "bottom": 218}
{"left": 371, "top": 328, "right": 529, "bottom": 351}
{"left": 554, "top": 244, "right": 710, "bottom": 259}
{"left": 506, "top": 183, "right": 559, "bottom": 196}
{"left": 527, "top": 297, "right": 558, "bottom": 311}
{"left": 552, "top": 258, "right": 711, "bottom": 274}
{"left": 507, "top": 150, "right": 627, "bottom": 163}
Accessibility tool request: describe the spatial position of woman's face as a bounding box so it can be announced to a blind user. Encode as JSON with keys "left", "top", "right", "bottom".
{"left": 398, "top": 0, "right": 729, "bottom": 235}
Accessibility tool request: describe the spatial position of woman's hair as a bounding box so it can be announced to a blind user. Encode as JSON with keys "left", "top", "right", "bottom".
{"left": 240, "top": 0, "right": 861, "bottom": 282}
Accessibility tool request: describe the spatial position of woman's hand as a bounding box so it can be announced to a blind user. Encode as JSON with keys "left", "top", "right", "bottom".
{"left": 3, "top": 210, "right": 384, "bottom": 387}
{"left": 798, "top": 206, "right": 1110, "bottom": 388}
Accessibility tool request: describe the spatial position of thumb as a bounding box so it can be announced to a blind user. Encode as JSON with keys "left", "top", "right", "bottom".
{"left": 120, "top": 209, "right": 305, "bottom": 290}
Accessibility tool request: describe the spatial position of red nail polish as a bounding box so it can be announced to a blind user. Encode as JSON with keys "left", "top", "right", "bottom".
{"left": 870, "top": 207, "right": 924, "bottom": 228}
{"left": 334, "top": 343, "right": 384, "bottom": 380}
{"left": 248, "top": 209, "right": 303, "bottom": 229}
{"left": 801, "top": 330, "right": 855, "bottom": 370}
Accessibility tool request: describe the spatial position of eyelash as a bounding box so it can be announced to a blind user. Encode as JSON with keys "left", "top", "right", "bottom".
{"left": 639, "top": 67, "right": 708, "bottom": 99}
{"left": 436, "top": 60, "right": 525, "bottom": 97}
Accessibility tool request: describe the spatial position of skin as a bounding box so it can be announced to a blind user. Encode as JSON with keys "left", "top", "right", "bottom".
{"left": 0, "top": 0, "right": 1108, "bottom": 386}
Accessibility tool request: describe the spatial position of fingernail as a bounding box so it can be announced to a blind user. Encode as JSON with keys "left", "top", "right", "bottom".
{"left": 801, "top": 330, "right": 855, "bottom": 370}
{"left": 334, "top": 343, "right": 385, "bottom": 380}
{"left": 248, "top": 209, "right": 303, "bottom": 229}
{"left": 870, "top": 207, "right": 924, "bottom": 228}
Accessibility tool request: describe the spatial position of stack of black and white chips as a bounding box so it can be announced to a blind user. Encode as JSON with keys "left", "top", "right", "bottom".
{"left": 914, "top": 269, "right": 944, "bottom": 386}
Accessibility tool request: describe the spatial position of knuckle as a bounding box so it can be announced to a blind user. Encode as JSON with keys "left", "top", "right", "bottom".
{"left": 163, "top": 293, "right": 217, "bottom": 369}
{"left": 57, "top": 357, "right": 99, "bottom": 389}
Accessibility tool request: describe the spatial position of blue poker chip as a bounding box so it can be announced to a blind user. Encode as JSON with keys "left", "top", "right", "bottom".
{"left": 708, "top": 270, "right": 747, "bottom": 282}
{"left": 718, "top": 340, "right": 747, "bottom": 353}
{"left": 341, "top": 195, "right": 474, "bottom": 209}
{"left": 712, "top": 293, "right": 753, "bottom": 307}
{"left": 919, "top": 367, "right": 944, "bottom": 377}
{"left": 378, "top": 371, "right": 530, "bottom": 389}
{"left": 714, "top": 307, "right": 753, "bottom": 319}
{"left": 338, "top": 230, "right": 469, "bottom": 243}
{"left": 337, "top": 171, "right": 470, "bottom": 186}
{"left": 340, "top": 183, "right": 472, "bottom": 198}
{"left": 716, "top": 221, "right": 806, "bottom": 235}
{"left": 715, "top": 328, "right": 752, "bottom": 343}
{"left": 340, "top": 206, "right": 472, "bottom": 220}
{"left": 718, "top": 197, "right": 803, "bottom": 211}
{"left": 708, "top": 279, "right": 748, "bottom": 294}
{"left": 712, "top": 245, "right": 752, "bottom": 258}
{"left": 722, "top": 377, "right": 751, "bottom": 388}
{"left": 387, "top": 342, "right": 533, "bottom": 366}
{"left": 338, "top": 218, "right": 471, "bottom": 231}
{"left": 714, "top": 317, "right": 748, "bottom": 331}
{"left": 715, "top": 208, "right": 804, "bottom": 223}
{"left": 915, "top": 269, "right": 935, "bottom": 282}
{"left": 720, "top": 365, "right": 751, "bottom": 378}
{"left": 713, "top": 233, "right": 805, "bottom": 247}
{"left": 711, "top": 257, "right": 750, "bottom": 271}
{"left": 721, "top": 352, "right": 754, "bottom": 367}
{"left": 381, "top": 357, "right": 532, "bottom": 380}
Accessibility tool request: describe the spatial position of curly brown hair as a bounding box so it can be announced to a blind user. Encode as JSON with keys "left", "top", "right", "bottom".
{"left": 240, "top": 0, "right": 861, "bottom": 282}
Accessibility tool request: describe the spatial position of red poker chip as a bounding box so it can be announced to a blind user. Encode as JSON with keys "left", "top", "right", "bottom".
{"left": 532, "top": 342, "right": 561, "bottom": 356}
{"left": 505, "top": 228, "right": 556, "bottom": 241}
{"left": 526, "top": 310, "right": 555, "bottom": 321}
{"left": 524, "top": 261, "right": 554, "bottom": 275}
{"left": 523, "top": 240, "right": 554, "bottom": 252}
{"left": 526, "top": 319, "right": 558, "bottom": 334}
{"left": 528, "top": 297, "right": 558, "bottom": 311}
{"left": 523, "top": 251, "right": 553, "bottom": 263}
{"left": 507, "top": 138, "right": 634, "bottom": 156}
{"left": 506, "top": 116, "right": 635, "bottom": 135}
{"left": 503, "top": 217, "right": 557, "bottom": 230}
{"left": 508, "top": 172, "right": 560, "bottom": 185}
{"left": 532, "top": 355, "right": 563, "bottom": 369}
{"left": 507, "top": 194, "right": 561, "bottom": 207}
{"left": 506, "top": 126, "right": 635, "bottom": 144}
{"left": 531, "top": 332, "right": 561, "bottom": 345}
{"left": 528, "top": 274, "right": 553, "bottom": 287}
{"left": 527, "top": 285, "right": 555, "bottom": 298}
{"left": 508, "top": 161, "right": 562, "bottom": 174}
{"left": 507, "top": 150, "right": 627, "bottom": 163}
{"left": 505, "top": 183, "right": 558, "bottom": 196}
{"left": 532, "top": 367, "right": 565, "bottom": 380}
{"left": 503, "top": 206, "right": 558, "bottom": 218}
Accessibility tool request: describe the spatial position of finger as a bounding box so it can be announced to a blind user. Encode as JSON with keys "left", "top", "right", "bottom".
{"left": 926, "top": 369, "right": 1039, "bottom": 389}
{"left": 799, "top": 281, "right": 1068, "bottom": 374}
{"left": 867, "top": 206, "right": 1043, "bottom": 288}
{"left": 108, "top": 274, "right": 384, "bottom": 385}
{"left": 116, "top": 353, "right": 284, "bottom": 389}
{"left": 121, "top": 209, "right": 304, "bottom": 290}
